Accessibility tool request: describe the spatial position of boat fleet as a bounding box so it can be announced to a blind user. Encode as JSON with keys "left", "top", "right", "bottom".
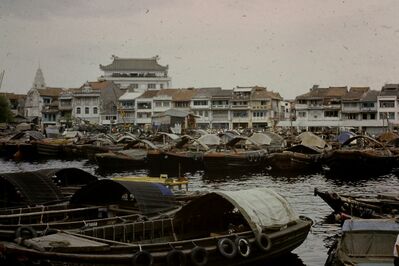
{"left": 2, "top": 129, "right": 399, "bottom": 177}
{"left": 1, "top": 128, "right": 399, "bottom": 265}
{"left": 0, "top": 168, "right": 312, "bottom": 265}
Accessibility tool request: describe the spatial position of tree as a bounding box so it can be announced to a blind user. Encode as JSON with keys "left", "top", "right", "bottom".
{"left": 0, "top": 95, "right": 13, "bottom": 123}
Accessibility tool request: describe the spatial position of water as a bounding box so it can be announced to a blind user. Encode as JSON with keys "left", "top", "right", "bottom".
{"left": 1, "top": 158, "right": 398, "bottom": 266}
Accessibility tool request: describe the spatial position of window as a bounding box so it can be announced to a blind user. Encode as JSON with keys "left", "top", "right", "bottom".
{"left": 193, "top": 100, "right": 207, "bottom": 106}
{"left": 379, "top": 112, "right": 395, "bottom": 120}
{"left": 298, "top": 112, "right": 307, "bottom": 118}
{"left": 93, "top": 107, "right": 98, "bottom": 114}
{"left": 85, "top": 107, "right": 89, "bottom": 114}
{"left": 132, "top": 84, "right": 139, "bottom": 89}
{"left": 362, "top": 114, "right": 367, "bottom": 120}
{"left": 345, "top": 113, "right": 357, "bottom": 120}
{"left": 370, "top": 113, "right": 376, "bottom": 120}
{"left": 380, "top": 101, "right": 395, "bottom": 108}
{"left": 233, "top": 111, "right": 248, "bottom": 117}
{"left": 147, "top": 84, "right": 156, "bottom": 89}
{"left": 160, "top": 84, "right": 164, "bottom": 89}
{"left": 253, "top": 111, "right": 265, "bottom": 117}
{"left": 175, "top": 102, "right": 189, "bottom": 108}
{"left": 76, "top": 107, "right": 81, "bottom": 114}
{"left": 324, "top": 111, "right": 338, "bottom": 117}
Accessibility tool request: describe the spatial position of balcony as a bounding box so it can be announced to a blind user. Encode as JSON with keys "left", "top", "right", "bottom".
{"left": 341, "top": 106, "right": 361, "bottom": 113}
{"left": 231, "top": 105, "right": 249, "bottom": 109}
{"left": 360, "top": 106, "right": 377, "bottom": 112}
{"left": 211, "top": 104, "right": 230, "bottom": 109}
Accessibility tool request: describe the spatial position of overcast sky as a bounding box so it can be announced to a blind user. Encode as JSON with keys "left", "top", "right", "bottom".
{"left": 0, "top": 0, "right": 398, "bottom": 98}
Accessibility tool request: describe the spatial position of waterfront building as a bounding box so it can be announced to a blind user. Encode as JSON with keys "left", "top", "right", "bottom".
{"left": 72, "top": 82, "right": 101, "bottom": 124}
{"left": 118, "top": 86, "right": 143, "bottom": 124}
{"left": 99, "top": 55, "right": 171, "bottom": 91}
{"left": 135, "top": 90, "right": 157, "bottom": 126}
{"left": 210, "top": 89, "right": 232, "bottom": 129}
{"left": 190, "top": 87, "right": 220, "bottom": 129}
{"left": 378, "top": 84, "right": 399, "bottom": 130}
{"left": 250, "top": 86, "right": 282, "bottom": 129}
{"left": 1, "top": 92, "right": 26, "bottom": 116}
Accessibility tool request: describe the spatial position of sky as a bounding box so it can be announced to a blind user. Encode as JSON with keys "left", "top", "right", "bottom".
{"left": 0, "top": 0, "right": 398, "bottom": 99}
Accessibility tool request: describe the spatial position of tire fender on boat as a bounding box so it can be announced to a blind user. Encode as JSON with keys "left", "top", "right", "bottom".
{"left": 132, "top": 250, "right": 153, "bottom": 266}
{"left": 256, "top": 233, "right": 272, "bottom": 252}
{"left": 15, "top": 226, "right": 37, "bottom": 240}
{"left": 166, "top": 249, "right": 186, "bottom": 266}
{"left": 235, "top": 237, "right": 251, "bottom": 257}
{"left": 217, "top": 238, "right": 237, "bottom": 259}
{"left": 190, "top": 246, "right": 208, "bottom": 266}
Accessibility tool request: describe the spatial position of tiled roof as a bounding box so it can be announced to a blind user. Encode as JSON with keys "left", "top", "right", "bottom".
{"left": 360, "top": 90, "right": 379, "bottom": 102}
{"left": 138, "top": 90, "right": 160, "bottom": 99}
{"left": 193, "top": 87, "right": 223, "bottom": 98}
{"left": 251, "top": 87, "right": 282, "bottom": 100}
{"left": 380, "top": 84, "right": 399, "bottom": 96}
{"left": 0, "top": 92, "right": 26, "bottom": 100}
{"left": 296, "top": 86, "right": 348, "bottom": 99}
{"left": 342, "top": 87, "right": 369, "bottom": 100}
{"left": 100, "top": 56, "right": 168, "bottom": 71}
{"left": 172, "top": 89, "right": 197, "bottom": 101}
{"left": 211, "top": 89, "right": 233, "bottom": 98}
{"left": 37, "top": 87, "right": 64, "bottom": 97}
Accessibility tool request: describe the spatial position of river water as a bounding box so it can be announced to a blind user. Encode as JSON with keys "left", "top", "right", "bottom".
{"left": 1, "top": 158, "right": 398, "bottom": 266}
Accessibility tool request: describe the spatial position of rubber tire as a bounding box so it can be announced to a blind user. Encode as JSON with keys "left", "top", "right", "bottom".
{"left": 132, "top": 250, "right": 153, "bottom": 266}
{"left": 190, "top": 246, "right": 208, "bottom": 266}
{"left": 15, "top": 226, "right": 37, "bottom": 240}
{"left": 235, "top": 237, "right": 251, "bottom": 257}
{"left": 256, "top": 233, "right": 272, "bottom": 252}
{"left": 166, "top": 249, "right": 186, "bottom": 266}
{"left": 217, "top": 238, "right": 237, "bottom": 259}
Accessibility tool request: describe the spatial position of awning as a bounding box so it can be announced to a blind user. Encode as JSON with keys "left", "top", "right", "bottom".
{"left": 174, "top": 188, "right": 299, "bottom": 233}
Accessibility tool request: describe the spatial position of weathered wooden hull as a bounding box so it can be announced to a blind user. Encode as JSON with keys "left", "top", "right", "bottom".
{"left": 314, "top": 188, "right": 399, "bottom": 219}
{"left": 323, "top": 149, "right": 398, "bottom": 175}
{"left": 267, "top": 152, "right": 322, "bottom": 173}
{"left": 0, "top": 217, "right": 312, "bottom": 266}
{"left": 203, "top": 151, "right": 267, "bottom": 173}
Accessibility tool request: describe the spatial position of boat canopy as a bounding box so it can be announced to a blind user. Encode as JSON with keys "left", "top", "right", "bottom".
{"left": 246, "top": 133, "right": 272, "bottom": 146}
{"left": 9, "top": 130, "right": 45, "bottom": 141}
{"left": 342, "top": 219, "right": 399, "bottom": 232}
{"left": 70, "top": 180, "right": 178, "bottom": 215}
{"left": 336, "top": 131, "right": 356, "bottom": 144}
{"left": 297, "top": 132, "right": 328, "bottom": 149}
{"left": 34, "top": 168, "right": 98, "bottom": 186}
{"left": 174, "top": 188, "right": 298, "bottom": 234}
{"left": 0, "top": 171, "right": 65, "bottom": 208}
{"left": 197, "top": 134, "right": 221, "bottom": 146}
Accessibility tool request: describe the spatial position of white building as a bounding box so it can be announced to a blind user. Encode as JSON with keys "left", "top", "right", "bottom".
{"left": 118, "top": 90, "right": 143, "bottom": 124}
{"left": 72, "top": 82, "right": 101, "bottom": 124}
{"left": 99, "top": 55, "right": 171, "bottom": 91}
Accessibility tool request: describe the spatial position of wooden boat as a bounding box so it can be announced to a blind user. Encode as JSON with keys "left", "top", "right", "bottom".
{"left": 325, "top": 219, "right": 399, "bottom": 266}
{"left": 314, "top": 188, "right": 399, "bottom": 219}
{"left": 267, "top": 145, "right": 324, "bottom": 173}
{"left": 0, "top": 179, "right": 185, "bottom": 242}
{"left": 323, "top": 135, "right": 399, "bottom": 176}
{"left": 0, "top": 188, "right": 312, "bottom": 266}
{"left": 95, "top": 139, "right": 160, "bottom": 171}
{"left": 147, "top": 135, "right": 208, "bottom": 174}
{"left": 203, "top": 135, "right": 268, "bottom": 173}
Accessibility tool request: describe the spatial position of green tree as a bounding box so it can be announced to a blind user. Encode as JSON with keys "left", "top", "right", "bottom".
{"left": 0, "top": 95, "right": 13, "bottom": 123}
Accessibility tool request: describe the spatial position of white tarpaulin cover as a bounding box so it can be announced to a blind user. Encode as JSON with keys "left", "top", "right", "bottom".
{"left": 197, "top": 134, "right": 221, "bottom": 146}
{"left": 246, "top": 133, "right": 272, "bottom": 146}
{"left": 217, "top": 188, "right": 299, "bottom": 233}
{"left": 297, "top": 132, "right": 327, "bottom": 149}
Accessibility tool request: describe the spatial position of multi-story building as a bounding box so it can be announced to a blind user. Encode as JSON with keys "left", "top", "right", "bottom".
{"left": 210, "top": 89, "right": 232, "bottom": 129}
{"left": 99, "top": 55, "right": 171, "bottom": 91}
{"left": 24, "top": 67, "right": 63, "bottom": 127}
{"left": 118, "top": 87, "right": 143, "bottom": 124}
{"left": 190, "top": 88, "right": 221, "bottom": 129}
{"left": 293, "top": 85, "right": 348, "bottom": 131}
{"left": 72, "top": 82, "right": 101, "bottom": 124}
{"left": 250, "top": 87, "right": 282, "bottom": 129}
{"left": 135, "top": 90, "right": 157, "bottom": 126}
{"left": 1, "top": 92, "right": 26, "bottom": 116}
{"left": 378, "top": 84, "right": 399, "bottom": 129}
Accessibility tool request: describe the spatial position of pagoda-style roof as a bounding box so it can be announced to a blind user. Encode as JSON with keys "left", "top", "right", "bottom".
{"left": 100, "top": 56, "right": 168, "bottom": 71}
